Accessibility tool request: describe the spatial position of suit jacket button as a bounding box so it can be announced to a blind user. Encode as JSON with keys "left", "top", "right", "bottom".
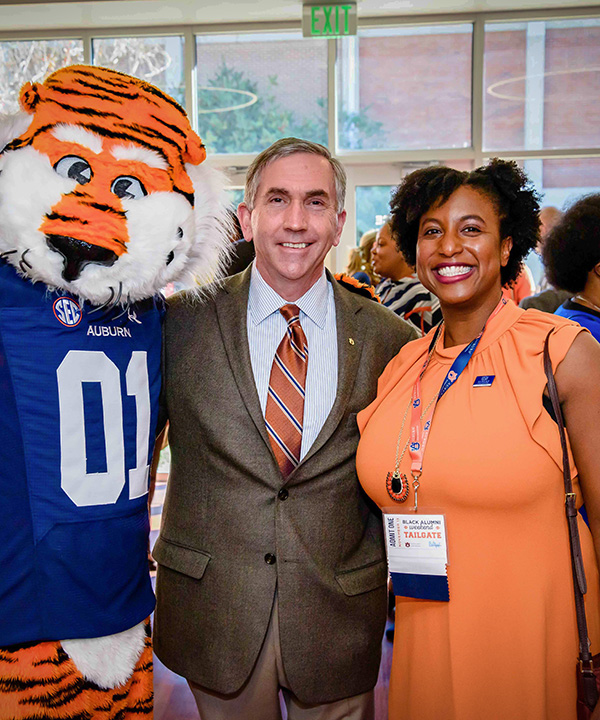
{"left": 277, "top": 488, "right": 289, "bottom": 501}
{"left": 264, "top": 553, "right": 276, "bottom": 565}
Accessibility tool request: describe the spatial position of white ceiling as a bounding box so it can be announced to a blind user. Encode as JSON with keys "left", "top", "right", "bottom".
{"left": 1, "top": 0, "right": 599, "bottom": 33}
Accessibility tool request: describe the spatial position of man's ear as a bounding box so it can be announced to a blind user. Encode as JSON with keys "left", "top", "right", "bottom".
{"left": 333, "top": 210, "right": 347, "bottom": 248}
{"left": 237, "top": 202, "right": 253, "bottom": 242}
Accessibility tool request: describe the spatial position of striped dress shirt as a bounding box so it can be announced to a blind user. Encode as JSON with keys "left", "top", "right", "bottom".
{"left": 247, "top": 265, "right": 338, "bottom": 460}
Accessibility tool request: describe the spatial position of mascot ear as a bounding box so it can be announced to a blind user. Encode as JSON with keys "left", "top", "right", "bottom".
{"left": 19, "top": 82, "right": 42, "bottom": 114}
{"left": 183, "top": 132, "right": 207, "bottom": 167}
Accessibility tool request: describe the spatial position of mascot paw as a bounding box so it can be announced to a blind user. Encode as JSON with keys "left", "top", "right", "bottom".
{"left": 61, "top": 620, "right": 147, "bottom": 689}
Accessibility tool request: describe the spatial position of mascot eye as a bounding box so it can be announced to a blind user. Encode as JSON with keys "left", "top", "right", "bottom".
{"left": 111, "top": 176, "right": 147, "bottom": 200}
{"left": 54, "top": 156, "right": 92, "bottom": 185}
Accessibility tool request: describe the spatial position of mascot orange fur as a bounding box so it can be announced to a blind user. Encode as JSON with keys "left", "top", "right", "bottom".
{"left": 0, "top": 65, "right": 229, "bottom": 718}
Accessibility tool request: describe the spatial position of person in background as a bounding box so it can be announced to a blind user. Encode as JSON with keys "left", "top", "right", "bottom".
{"left": 521, "top": 205, "right": 571, "bottom": 312}
{"left": 525, "top": 206, "right": 562, "bottom": 290}
{"left": 153, "top": 137, "right": 416, "bottom": 720}
{"left": 372, "top": 220, "right": 442, "bottom": 336}
{"left": 545, "top": 194, "right": 600, "bottom": 342}
{"left": 540, "top": 205, "right": 563, "bottom": 246}
{"left": 502, "top": 262, "right": 535, "bottom": 304}
{"left": 357, "top": 159, "right": 600, "bottom": 720}
{"left": 345, "top": 247, "right": 372, "bottom": 285}
{"left": 344, "top": 228, "right": 380, "bottom": 286}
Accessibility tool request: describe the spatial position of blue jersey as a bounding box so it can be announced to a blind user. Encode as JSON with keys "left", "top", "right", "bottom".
{"left": 0, "top": 260, "right": 162, "bottom": 645}
{"left": 555, "top": 298, "right": 600, "bottom": 344}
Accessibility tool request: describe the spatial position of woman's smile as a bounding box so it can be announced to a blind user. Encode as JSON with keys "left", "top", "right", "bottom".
{"left": 433, "top": 263, "right": 475, "bottom": 282}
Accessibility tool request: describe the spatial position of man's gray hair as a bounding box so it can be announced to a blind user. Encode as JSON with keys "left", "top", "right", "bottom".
{"left": 244, "top": 137, "right": 346, "bottom": 214}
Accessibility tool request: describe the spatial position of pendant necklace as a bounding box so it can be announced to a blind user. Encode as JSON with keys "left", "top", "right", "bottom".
{"left": 386, "top": 325, "right": 442, "bottom": 502}
{"left": 575, "top": 295, "right": 600, "bottom": 313}
{"left": 386, "top": 391, "right": 437, "bottom": 502}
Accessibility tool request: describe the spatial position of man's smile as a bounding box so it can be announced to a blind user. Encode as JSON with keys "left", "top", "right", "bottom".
{"left": 280, "top": 242, "right": 310, "bottom": 249}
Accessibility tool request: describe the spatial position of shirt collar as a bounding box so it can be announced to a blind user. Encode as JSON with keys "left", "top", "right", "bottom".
{"left": 248, "top": 263, "right": 330, "bottom": 328}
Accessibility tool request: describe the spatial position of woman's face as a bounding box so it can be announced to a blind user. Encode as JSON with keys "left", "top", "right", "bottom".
{"left": 416, "top": 185, "right": 512, "bottom": 311}
{"left": 371, "top": 223, "right": 412, "bottom": 280}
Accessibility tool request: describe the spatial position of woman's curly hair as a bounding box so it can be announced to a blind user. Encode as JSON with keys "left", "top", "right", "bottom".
{"left": 542, "top": 194, "right": 600, "bottom": 293}
{"left": 389, "top": 159, "right": 541, "bottom": 286}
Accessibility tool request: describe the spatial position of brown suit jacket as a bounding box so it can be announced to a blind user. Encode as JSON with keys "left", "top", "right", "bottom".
{"left": 153, "top": 268, "right": 416, "bottom": 704}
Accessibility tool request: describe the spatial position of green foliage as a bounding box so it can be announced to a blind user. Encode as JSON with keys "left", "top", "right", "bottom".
{"left": 355, "top": 185, "right": 394, "bottom": 243}
{"left": 197, "top": 60, "right": 384, "bottom": 154}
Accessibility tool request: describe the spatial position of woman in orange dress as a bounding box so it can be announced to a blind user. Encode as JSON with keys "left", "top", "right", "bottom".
{"left": 356, "top": 160, "right": 600, "bottom": 720}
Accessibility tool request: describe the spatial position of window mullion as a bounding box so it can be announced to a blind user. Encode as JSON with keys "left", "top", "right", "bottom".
{"left": 472, "top": 16, "right": 485, "bottom": 167}
{"left": 184, "top": 26, "right": 197, "bottom": 132}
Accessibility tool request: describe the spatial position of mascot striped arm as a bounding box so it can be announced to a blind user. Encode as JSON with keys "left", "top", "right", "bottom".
{"left": 0, "top": 65, "right": 229, "bottom": 718}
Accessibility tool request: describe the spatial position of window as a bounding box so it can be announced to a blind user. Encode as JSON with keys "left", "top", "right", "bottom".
{"left": 0, "top": 39, "right": 84, "bottom": 113}
{"left": 511, "top": 157, "right": 600, "bottom": 208}
{"left": 196, "top": 32, "right": 328, "bottom": 154}
{"left": 483, "top": 18, "right": 600, "bottom": 151}
{"left": 227, "top": 188, "right": 245, "bottom": 211}
{"left": 355, "top": 185, "right": 393, "bottom": 243}
{"left": 92, "top": 36, "right": 186, "bottom": 107}
{"left": 337, "top": 24, "right": 473, "bottom": 151}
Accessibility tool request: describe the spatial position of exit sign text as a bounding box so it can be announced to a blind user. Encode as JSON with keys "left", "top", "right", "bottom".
{"left": 302, "top": 3, "right": 357, "bottom": 38}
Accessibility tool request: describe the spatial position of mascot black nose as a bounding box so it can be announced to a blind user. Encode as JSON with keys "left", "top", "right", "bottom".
{"left": 46, "top": 235, "right": 118, "bottom": 281}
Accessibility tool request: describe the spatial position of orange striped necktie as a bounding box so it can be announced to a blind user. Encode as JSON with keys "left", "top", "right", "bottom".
{"left": 265, "top": 304, "right": 308, "bottom": 477}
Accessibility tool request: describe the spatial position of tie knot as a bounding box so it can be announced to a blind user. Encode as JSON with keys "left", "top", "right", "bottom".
{"left": 280, "top": 304, "right": 301, "bottom": 326}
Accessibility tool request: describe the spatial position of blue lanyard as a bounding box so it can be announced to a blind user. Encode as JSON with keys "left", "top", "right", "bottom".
{"left": 409, "top": 298, "right": 507, "bottom": 485}
{"left": 438, "top": 333, "right": 482, "bottom": 399}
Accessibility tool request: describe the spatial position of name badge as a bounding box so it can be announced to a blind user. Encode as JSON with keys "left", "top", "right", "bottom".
{"left": 473, "top": 375, "right": 495, "bottom": 387}
{"left": 382, "top": 511, "right": 449, "bottom": 602}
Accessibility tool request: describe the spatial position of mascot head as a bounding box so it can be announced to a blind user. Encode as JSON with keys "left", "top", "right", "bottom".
{"left": 0, "top": 65, "right": 229, "bottom": 305}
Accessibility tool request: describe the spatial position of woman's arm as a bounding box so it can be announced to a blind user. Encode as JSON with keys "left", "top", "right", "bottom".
{"left": 555, "top": 332, "right": 600, "bottom": 566}
{"left": 554, "top": 331, "right": 600, "bottom": 720}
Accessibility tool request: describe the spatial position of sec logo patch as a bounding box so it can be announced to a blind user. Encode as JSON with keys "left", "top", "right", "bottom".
{"left": 53, "top": 297, "right": 82, "bottom": 327}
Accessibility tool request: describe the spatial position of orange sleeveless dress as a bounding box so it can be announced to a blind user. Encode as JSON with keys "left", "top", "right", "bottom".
{"left": 357, "top": 300, "right": 600, "bottom": 720}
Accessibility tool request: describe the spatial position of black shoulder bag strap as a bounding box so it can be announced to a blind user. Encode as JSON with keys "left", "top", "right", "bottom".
{"left": 543, "top": 330, "right": 599, "bottom": 711}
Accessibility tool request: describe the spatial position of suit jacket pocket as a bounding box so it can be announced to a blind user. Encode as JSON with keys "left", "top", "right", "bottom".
{"left": 335, "top": 558, "right": 387, "bottom": 596}
{"left": 153, "top": 536, "right": 211, "bottom": 580}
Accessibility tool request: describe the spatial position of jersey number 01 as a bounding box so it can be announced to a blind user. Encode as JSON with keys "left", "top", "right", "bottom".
{"left": 56, "top": 349, "right": 151, "bottom": 507}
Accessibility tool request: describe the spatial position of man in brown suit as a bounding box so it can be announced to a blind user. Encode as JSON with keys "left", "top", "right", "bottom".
{"left": 153, "top": 137, "right": 416, "bottom": 719}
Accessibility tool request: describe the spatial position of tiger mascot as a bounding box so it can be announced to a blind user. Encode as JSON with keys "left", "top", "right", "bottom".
{"left": 0, "top": 65, "right": 229, "bottom": 718}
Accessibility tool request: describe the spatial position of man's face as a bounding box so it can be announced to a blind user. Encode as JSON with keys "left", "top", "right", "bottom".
{"left": 237, "top": 153, "right": 346, "bottom": 301}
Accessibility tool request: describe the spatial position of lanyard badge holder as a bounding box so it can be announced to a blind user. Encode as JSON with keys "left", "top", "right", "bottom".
{"left": 382, "top": 299, "right": 506, "bottom": 603}
{"left": 383, "top": 506, "right": 450, "bottom": 602}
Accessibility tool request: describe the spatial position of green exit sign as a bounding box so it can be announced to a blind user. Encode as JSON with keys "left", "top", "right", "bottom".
{"left": 302, "top": 3, "right": 357, "bottom": 38}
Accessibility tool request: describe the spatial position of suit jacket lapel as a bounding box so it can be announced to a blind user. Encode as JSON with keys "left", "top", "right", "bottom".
{"left": 299, "top": 275, "right": 364, "bottom": 468}
{"left": 215, "top": 267, "right": 273, "bottom": 451}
